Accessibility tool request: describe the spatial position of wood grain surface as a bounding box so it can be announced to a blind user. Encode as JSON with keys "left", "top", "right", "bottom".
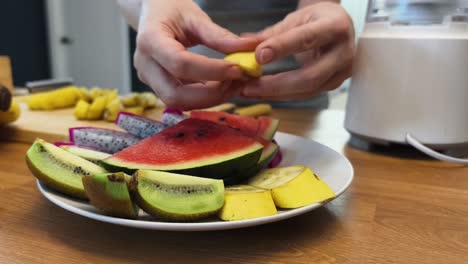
{"left": 1, "top": 108, "right": 468, "bottom": 264}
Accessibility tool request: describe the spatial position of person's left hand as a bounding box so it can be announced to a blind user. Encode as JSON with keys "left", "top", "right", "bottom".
{"left": 239, "top": 2, "right": 355, "bottom": 101}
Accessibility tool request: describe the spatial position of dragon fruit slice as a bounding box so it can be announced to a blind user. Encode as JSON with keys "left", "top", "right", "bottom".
{"left": 116, "top": 111, "right": 167, "bottom": 139}
{"left": 54, "top": 141, "right": 75, "bottom": 147}
{"left": 162, "top": 108, "right": 188, "bottom": 126}
{"left": 69, "top": 127, "right": 141, "bottom": 154}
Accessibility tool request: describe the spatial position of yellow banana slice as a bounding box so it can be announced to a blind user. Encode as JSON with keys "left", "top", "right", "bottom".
{"left": 218, "top": 185, "right": 277, "bottom": 221}
{"left": 224, "top": 52, "right": 262, "bottom": 78}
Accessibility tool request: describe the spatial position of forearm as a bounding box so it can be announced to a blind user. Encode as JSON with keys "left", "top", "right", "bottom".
{"left": 116, "top": 0, "right": 142, "bottom": 29}
{"left": 298, "top": 0, "right": 340, "bottom": 9}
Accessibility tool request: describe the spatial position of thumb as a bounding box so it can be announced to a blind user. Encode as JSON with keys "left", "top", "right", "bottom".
{"left": 190, "top": 19, "right": 261, "bottom": 54}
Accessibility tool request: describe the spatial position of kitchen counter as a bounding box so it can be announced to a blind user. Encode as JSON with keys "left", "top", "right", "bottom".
{"left": 1, "top": 108, "right": 468, "bottom": 264}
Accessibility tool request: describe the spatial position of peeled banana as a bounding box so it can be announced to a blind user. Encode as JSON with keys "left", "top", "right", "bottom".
{"left": 136, "top": 92, "right": 159, "bottom": 109}
{"left": 120, "top": 93, "right": 139, "bottom": 107}
{"left": 86, "top": 96, "right": 107, "bottom": 120}
{"left": 234, "top": 104, "right": 272, "bottom": 117}
{"left": 26, "top": 85, "right": 162, "bottom": 121}
{"left": 27, "top": 86, "right": 82, "bottom": 110}
{"left": 103, "top": 97, "right": 123, "bottom": 122}
{"left": 74, "top": 100, "right": 90, "bottom": 120}
{"left": 218, "top": 185, "right": 277, "bottom": 221}
{"left": 123, "top": 106, "right": 144, "bottom": 115}
{"left": 247, "top": 165, "right": 336, "bottom": 208}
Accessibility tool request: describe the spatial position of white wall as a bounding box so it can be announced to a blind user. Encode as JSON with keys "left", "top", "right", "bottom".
{"left": 46, "top": 0, "right": 131, "bottom": 93}
{"left": 342, "top": 0, "right": 369, "bottom": 37}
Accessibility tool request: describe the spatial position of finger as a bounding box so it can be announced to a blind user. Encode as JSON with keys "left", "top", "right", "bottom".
{"left": 189, "top": 20, "right": 261, "bottom": 53}
{"left": 135, "top": 51, "right": 233, "bottom": 110}
{"left": 256, "top": 13, "right": 301, "bottom": 40}
{"left": 242, "top": 44, "right": 351, "bottom": 99}
{"left": 321, "top": 66, "right": 353, "bottom": 91}
{"left": 255, "top": 19, "right": 349, "bottom": 64}
{"left": 137, "top": 28, "right": 243, "bottom": 81}
{"left": 248, "top": 66, "right": 352, "bottom": 101}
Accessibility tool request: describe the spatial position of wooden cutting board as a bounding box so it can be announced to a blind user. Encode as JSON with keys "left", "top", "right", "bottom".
{"left": 0, "top": 102, "right": 166, "bottom": 144}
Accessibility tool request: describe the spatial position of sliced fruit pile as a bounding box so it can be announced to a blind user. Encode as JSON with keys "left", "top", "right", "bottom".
{"left": 26, "top": 86, "right": 162, "bottom": 122}
{"left": 26, "top": 111, "right": 336, "bottom": 222}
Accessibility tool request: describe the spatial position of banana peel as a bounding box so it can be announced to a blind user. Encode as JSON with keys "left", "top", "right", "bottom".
{"left": 247, "top": 165, "right": 336, "bottom": 208}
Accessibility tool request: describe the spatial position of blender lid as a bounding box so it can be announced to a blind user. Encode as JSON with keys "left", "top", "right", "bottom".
{"left": 367, "top": 0, "right": 468, "bottom": 24}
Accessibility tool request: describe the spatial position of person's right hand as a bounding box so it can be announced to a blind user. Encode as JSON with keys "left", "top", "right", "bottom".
{"left": 134, "top": 0, "right": 259, "bottom": 110}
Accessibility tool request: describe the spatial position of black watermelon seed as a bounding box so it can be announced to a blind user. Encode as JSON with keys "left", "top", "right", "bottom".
{"left": 197, "top": 131, "right": 205, "bottom": 137}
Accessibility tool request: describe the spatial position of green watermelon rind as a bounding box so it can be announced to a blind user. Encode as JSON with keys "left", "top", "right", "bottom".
{"left": 101, "top": 143, "right": 263, "bottom": 179}
{"left": 259, "top": 118, "right": 280, "bottom": 141}
{"left": 222, "top": 141, "right": 279, "bottom": 186}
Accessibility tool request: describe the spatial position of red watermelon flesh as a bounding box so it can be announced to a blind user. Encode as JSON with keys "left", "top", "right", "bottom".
{"left": 190, "top": 111, "right": 279, "bottom": 141}
{"left": 258, "top": 116, "right": 280, "bottom": 141}
{"left": 102, "top": 118, "right": 263, "bottom": 179}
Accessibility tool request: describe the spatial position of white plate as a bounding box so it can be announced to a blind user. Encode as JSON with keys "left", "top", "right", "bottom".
{"left": 37, "top": 132, "right": 354, "bottom": 231}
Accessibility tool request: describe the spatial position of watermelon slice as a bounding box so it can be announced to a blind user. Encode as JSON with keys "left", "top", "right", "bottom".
{"left": 190, "top": 111, "right": 279, "bottom": 141}
{"left": 258, "top": 116, "right": 280, "bottom": 142}
{"left": 102, "top": 119, "right": 263, "bottom": 180}
{"left": 223, "top": 140, "right": 279, "bottom": 186}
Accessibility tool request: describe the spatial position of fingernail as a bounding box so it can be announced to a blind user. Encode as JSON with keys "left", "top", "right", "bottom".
{"left": 259, "top": 48, "right": 274, "bottom": 64}
{"left": 227, "top": 66, "right": 243, "bottom": 79}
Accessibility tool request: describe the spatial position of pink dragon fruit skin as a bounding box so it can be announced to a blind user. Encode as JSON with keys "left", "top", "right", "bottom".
{"left": 54, "top": 142, "right": 75, "bottom": 147}
{"left": 116, "top": 111, "right": 167, "bottom": 139}
{"left": 161, "top": 108, "right": 188, "bottom": 126}
{"left": 69, "top": 127, "right": 141, "bottom": 154}
{"left": 268, "top": 140, "right": 282, "bottom": 168}
{"left": 163, "top": 108, "right": 184, "bottom": 115}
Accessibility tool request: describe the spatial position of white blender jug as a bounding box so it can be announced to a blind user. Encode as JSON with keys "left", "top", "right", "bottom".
{"left": 345, "top": 0, "right": 468, "bottom": 163}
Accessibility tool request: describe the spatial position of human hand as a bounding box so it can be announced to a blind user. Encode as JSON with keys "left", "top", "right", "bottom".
{"left": 134, "top": 0, "right": 259, "bottom": 109}
{"left": 240, "top": 2, "right": 355, "bottom": 101}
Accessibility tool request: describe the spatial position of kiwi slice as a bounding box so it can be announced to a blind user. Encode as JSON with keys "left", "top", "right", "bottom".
{"left": 133, "top": 170, "right": 225, "bottom": 221}
{"left": 26, "top": 138, "right": 107, "bottom": 199}
{"left": 60, "top": 145, "right": 111, "bottom": 165}
{"left": 82, "top": 172, "right": 138, "bottom": 219}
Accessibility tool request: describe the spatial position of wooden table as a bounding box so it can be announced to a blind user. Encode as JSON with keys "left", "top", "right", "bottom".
{"left": 1, "top": 108, "right": 468, "bottom": 264}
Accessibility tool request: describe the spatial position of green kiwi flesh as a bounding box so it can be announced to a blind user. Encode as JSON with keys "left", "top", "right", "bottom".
{"left": 134, "top": 170, "right": 224, "bottom": 221}
{"left": 82, "top": 172, "right": 138, "bottom": 219}
{"left": 61, "top": 146, "right": 111, "bottom": 164}
{"left": 26, "top": 138, "right": 107, "bottom": 199}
